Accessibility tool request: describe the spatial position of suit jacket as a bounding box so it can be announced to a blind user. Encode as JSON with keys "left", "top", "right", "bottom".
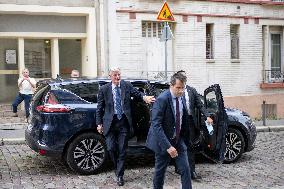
{"left": 146, "top": 89, "right": 189, "bottom": 155}
{"left": 185, "top": 85, "right": 209, "bottom": 117}
{"left": 96, "top": 80, "right": 144, "bottom": 136}
{"left": 184, "top": 85, "right": 210, "bottom": 145}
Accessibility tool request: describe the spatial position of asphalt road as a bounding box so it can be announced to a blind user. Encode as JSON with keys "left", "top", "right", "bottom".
{"left": 0, "top": 131, "right": 283, "bottom": 189}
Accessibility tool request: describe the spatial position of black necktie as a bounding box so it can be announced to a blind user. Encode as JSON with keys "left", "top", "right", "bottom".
{"left": 175, "top": 97, "right": 181, "bottom": 141}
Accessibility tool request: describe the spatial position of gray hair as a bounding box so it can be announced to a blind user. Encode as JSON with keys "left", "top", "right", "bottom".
{"left": 109, "top": 67, "right": 121, "bottom": 74}
{"left": 170, "top": 72, "right": 187, "bottom": 85}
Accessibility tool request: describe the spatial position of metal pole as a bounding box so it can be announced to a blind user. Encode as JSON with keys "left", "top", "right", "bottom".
{"left": 262, "top": 100, "right": 266, "bottom": 126}
{"left": 165, "top": 22, "right": 168, "bottom": 80}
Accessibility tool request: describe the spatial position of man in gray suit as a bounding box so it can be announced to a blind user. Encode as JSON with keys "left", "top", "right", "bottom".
{"left": 146, "top": 72, "right": 191, "bottom": 189}
{"left": 96, "top": 67, "right": 155, "bottom": 186}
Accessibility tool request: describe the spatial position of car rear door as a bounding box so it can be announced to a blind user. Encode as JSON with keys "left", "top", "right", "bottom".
{"left": 203, "top": 84, "right": 228, "bottom": 163}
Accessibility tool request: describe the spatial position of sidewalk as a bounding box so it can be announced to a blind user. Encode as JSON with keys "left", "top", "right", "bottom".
{"left": 1, "top": 115, "right": 284, "bottom": 145}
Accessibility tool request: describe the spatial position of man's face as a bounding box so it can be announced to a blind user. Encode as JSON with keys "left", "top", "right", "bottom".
{"left": 110, "top": 70, "right": 121, "bottom": 86}
{"left": 22, "top": 70, "right": 29, "bottom": 78}
{"left": 170, "top": 79, "right": 185, "bottom": 97}
{"left": 71, "top": 71, "right": 79, "bottom": 77}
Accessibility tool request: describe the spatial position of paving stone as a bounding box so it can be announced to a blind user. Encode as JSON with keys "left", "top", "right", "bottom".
{"left": 0, "top": 131, "right": 283, "bottom": 188}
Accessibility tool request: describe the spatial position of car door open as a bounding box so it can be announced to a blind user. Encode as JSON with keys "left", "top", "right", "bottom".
{"left": 203, "top": 84, "right": 228, "bottom": 163}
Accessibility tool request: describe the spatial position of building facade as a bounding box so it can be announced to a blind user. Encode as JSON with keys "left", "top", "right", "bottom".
{"left": 111, "top": 0, "right": 284, "bottom": 119}
{"left": 0, "top": 0, "right": 98, "bottom": 103}
{"left": 0, "top": 0, "right": 283, "bottom": 119}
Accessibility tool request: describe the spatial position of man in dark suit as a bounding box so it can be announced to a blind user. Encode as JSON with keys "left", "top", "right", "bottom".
{"left": 96, "top": 67, "right": 155, "bottom": 186}
{"left": 175, "top": 70, "right": 213, "bottom": 180}
{"left": 146, "top": 72, "right": 192, "bottom": 189}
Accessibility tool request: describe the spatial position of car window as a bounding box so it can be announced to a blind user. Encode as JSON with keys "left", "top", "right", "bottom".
{"left": 152, "top": 83, "right": 168, "bottom": 97}
{"left": 32, "top": 85, "right": 49, "bottom": 106}
{"left": 50, "top": 89, "right": 89, "bottom": 104}
{"left": 205, "top": 91, "right": 218, "bottom": 113}
{"left": 59, "top": 82, "right": 99, "bottom": 103}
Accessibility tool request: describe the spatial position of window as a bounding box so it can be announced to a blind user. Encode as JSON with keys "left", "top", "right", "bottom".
{"left": 24, "top": 39, "right": 51, "bottom": 78}
{"left": 230, "top": 25, "right": 240, "bottom": 59}
{"left": 271, "top": 34, "right": 282, "bottom": 79}
{"left": 142, "top": 21, "right": 174, "bottom": 38}
{"left": 206, "top": 24, "right": 214, "bottom": 59}
{"left": 60, "top": 82, "right": 99, "bottom": 103}
{"left": 59, "top": 39, "right": 82, "bottom": 78}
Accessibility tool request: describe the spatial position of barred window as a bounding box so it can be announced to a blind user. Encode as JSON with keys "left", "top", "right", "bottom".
{"left": 230, "top": 25, "right": 240, "bottom": 59}
{"left": 142, "top": 21, "right": 174, "bottom": 38}
{"left": 206, "top": 24, "right": 214, "bottom": 59}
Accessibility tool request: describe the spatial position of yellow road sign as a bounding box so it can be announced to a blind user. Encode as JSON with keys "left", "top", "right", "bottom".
{"left": 157, "top": 2, "right": 175, "bottom": 21}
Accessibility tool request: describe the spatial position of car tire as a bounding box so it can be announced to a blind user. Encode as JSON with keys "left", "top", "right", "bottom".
{"left": 224, "top": 128, "right": 245, "bottom": 163}
{"left": 66, "top": 133, "right": 107, "bottom": 175}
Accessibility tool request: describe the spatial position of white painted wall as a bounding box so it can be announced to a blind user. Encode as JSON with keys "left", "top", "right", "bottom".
{"left": 115, "top": 0, "right": 284, "bottom": 97}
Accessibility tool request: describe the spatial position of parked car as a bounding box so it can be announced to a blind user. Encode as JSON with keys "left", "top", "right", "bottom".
{"left": 25, "top": 78, "right": 257, "bottom": 174}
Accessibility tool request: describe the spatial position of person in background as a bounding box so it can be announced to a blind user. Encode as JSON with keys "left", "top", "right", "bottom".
{"left": 175, "top": 70, "right": 213, "bottom": 180}
{"left": 96, "top": 67, "right": 155, "bottom": 186}
{"left": 70, "top": 69, "right": 80, "bottom": 78}
{"left": 12, "top": 68, "right": 36, "bottom": 120}
{"left": 146, "top": 72, "right": 192, "bottom": 189}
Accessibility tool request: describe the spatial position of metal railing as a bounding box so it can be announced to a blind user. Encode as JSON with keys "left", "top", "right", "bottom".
{"left": 262, "top": 70, "right": 284, "bottom": 83}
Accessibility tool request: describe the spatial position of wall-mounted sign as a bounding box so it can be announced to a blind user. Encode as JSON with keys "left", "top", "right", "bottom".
{"left": 6, "top": 50, "right": 17, "bottom": 64}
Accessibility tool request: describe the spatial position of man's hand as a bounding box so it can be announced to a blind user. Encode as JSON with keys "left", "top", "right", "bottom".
{"left": 207, "top": 117, "right": 213, "bottom": 125}
{"left": 97, "top": 124, "right": 103, "bottom": 134}
{"left": 167, "top": 146, "right": 178, "bottom": 158}
{"left": 143, "top": 96, "right": 156, "bottom": 104}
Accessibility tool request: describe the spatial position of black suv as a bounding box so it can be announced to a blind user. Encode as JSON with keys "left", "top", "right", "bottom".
{"left": 25, "top": 78, "right": 257, "bottom": 174}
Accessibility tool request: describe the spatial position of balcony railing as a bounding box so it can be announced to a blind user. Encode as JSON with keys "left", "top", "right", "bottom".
{"left": 263, "top": 70, "right": 284, "bottom": 83}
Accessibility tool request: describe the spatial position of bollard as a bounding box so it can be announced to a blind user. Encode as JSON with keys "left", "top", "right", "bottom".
{"left": 262, "top": 100, "right": 266, "bottom": 126}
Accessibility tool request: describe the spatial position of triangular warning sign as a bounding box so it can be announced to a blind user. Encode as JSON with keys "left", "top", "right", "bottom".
{"left": 157, "top": 2, "right": 175, "bottom": 21}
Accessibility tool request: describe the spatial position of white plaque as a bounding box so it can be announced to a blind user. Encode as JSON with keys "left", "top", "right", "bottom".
{"left": 6, "top": 50, "right": 17, "bottom": 64}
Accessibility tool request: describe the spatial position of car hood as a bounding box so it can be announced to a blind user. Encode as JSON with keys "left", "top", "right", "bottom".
{"left": 225, "top": 107, "right": 254, "bottom": 127}
{"left": 225, "top": 107, "right": 250, "bottom": 117}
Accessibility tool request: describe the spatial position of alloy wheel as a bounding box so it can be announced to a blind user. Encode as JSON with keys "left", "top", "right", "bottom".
{"left": 224, "top": 128, "right": 244, "bottom": 163}
{"left": 66, "top": 133, "right": 107, "bottom": 174}
{"left": 73, "top": 138, "right": 105, "bottom": 171}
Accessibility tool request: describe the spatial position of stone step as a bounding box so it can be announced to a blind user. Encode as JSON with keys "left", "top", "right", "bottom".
{"left": 0, "top": 116, "right": 26, "bottom": 124}
{"left": 0, "top": 122, "right": 27, "bottom": 130}
{"left": 0, "top": 104, "right": 12, "bottom": 111}
{"left": 0, "top": 110, "right": 25, "bottom": 118}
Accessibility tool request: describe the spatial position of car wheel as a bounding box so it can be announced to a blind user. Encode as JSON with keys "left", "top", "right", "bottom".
{"left": 224, "top": 128, "right": 245, "bottom": 163}
{"left": 66, "top": 133, "right": 107, "bottom": 175}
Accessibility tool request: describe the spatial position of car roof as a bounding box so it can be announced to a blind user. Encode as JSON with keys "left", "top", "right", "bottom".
{"left": 37, "top": 77, "right": 168, "bottom": 87}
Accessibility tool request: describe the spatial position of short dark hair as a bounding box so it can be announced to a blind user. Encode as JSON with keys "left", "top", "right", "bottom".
{"left": 170, "top": 72, "right": 187, "bottom": 85}
{"left": 176, "top": 70, "right": 186, "bottom": 74}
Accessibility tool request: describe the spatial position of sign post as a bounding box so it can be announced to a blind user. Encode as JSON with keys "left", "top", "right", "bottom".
{"left": 157, "top": 1, "right": 175, "bottom": 80}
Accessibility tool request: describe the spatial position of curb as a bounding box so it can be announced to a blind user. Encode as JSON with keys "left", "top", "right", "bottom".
{"left": 256, "top": 125, "right": 284, "bottom": 132}
{"left": 1, "top": 126, "right": 284, "bottom": 145}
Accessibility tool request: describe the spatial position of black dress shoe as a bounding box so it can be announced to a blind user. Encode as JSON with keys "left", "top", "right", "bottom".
{"left": 191, "top": 171, "right": 202, "bottom": 180}
{"left": 117, "top": 176, "right": 124, "bottom": 186}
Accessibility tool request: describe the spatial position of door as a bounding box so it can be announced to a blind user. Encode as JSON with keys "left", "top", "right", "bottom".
{"left": 203, "top": 84, "right": 228, "bottom": 163}
{"left": 142, "top": 21, "right": 173, "bottom": 79}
